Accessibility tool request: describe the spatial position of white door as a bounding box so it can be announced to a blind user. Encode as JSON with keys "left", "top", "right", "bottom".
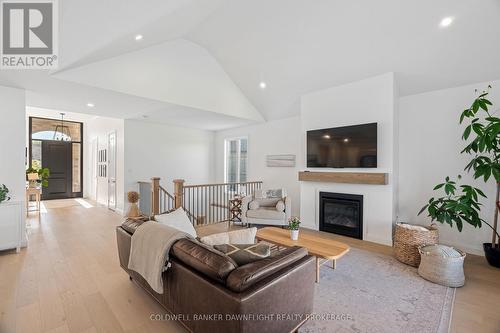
{"left": 91, "top": 138, "right": 98, "bottom": 201}
{"left": 107, "top": 131, "right": 117, "bottom": 211}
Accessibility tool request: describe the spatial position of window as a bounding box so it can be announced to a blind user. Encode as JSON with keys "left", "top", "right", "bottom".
{"left": 98, "top": 149, "right": 107, "bottom": 178}
{"left": 224, "top": 137, "right": 247, "bottom": 183}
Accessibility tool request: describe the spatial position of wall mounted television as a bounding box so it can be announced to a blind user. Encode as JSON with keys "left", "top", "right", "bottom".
{"left": 307, "top": 123, "right": 377, "bottom": 168}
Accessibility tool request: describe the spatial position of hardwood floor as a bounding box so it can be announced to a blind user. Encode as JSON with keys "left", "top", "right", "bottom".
{"left": 0, "top": 203, "right": 499, "bottom": 333}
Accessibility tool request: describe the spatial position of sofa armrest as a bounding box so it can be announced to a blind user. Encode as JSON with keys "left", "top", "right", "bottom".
{"left": 241, "top": 195, "right": 252, "bottom": 223}
{"left": 226, "top": 246, "right": 308, "bottom": 292}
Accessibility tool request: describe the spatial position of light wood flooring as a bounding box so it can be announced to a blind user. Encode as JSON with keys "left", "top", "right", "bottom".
{"left": 0, "top": 202, "right": 499, "bottom": 333}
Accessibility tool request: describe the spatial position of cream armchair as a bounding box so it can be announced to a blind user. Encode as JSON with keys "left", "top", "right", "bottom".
{"left": 241, "top": 189, "right": 291, "bottom": 226}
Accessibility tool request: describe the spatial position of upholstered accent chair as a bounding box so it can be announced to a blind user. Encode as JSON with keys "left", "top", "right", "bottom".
{"left": 241, "top": 189, "right": 291, "bottom": 226}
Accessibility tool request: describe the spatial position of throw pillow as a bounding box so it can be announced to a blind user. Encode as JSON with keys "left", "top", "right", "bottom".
{"left": 249, "top": 200, "right": 260, "bottom": 210}
{"left": 254, "top": 189, "right": 267, "bottom": 199}
{"left": 200, "top": 227, "right": 257, "bottom": 246}
{"left": 199, "top": 232, "right": 230, "bottom": 246}
{"left": 228, "top": 227, "right": 257, "bottom": 244}
{"left": 275, "top": 200, "right": 285, "bottom": 212}
{"left": 155, "top": 208, "right": 197, "bottom": 237}
{"left": 214, "top": 243, "right": 271, "bottom": 266}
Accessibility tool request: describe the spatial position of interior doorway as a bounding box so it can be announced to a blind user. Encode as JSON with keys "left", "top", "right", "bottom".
{"left": 29, "top": 115, "right": 83, "bottom": 200}
{"left": 107, "top": 131, "right": 117, "bottom": 211}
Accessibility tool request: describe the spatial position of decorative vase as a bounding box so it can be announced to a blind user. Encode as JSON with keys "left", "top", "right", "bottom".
{"left": 127, "top": 202, "right": 140, "bottom": 218}
{"left": 27, "top": 173, "right": 39, "bottom": 188}
{"left": 290, "top": 229, "right": 299, "bottom": 241}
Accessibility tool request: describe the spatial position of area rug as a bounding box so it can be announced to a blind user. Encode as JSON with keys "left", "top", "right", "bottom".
{"left": 299, "top": 248, "right": 455, "bottom": 333}
{"left": 42, "top": 199, "right": 81, "bottom": 209}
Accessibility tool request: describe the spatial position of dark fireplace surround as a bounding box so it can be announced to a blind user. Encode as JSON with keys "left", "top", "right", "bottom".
{"left": 319, "top": 192, "right": 363, "bottom": 240}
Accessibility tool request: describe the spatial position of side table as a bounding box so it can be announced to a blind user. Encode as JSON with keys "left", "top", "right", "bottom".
{"left": 228, "top": 197, "right": 243, "bottom": 226}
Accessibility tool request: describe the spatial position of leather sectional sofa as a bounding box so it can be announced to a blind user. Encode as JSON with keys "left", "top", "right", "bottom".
{"left": 116, "top": 220, "right": 316, "bottom": 333}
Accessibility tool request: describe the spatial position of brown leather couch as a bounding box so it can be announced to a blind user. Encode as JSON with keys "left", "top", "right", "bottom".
{"left": 116, "top": 220, "right": 316, "bottom": 333}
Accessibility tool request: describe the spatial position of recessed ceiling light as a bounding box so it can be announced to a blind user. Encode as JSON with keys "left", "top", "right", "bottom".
{"left": 135, "top": 34, "right": 143, "bottom": 41}
{"left": 440, "top": 17, "right": 454, "bottom": 28}
{"left": 259, "top": 81, "right": 267, "bottom": 89}
{"left": 343, "top": 138, "right": 350, "bottom": 143}
{"left": 322, "top": 134, "right": 331, "bottom": 139}
{"left": 86, "top": 102, "right": 95, "bottom": 108}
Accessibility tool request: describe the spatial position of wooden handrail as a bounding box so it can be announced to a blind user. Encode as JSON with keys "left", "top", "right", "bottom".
{"left": 184, "top": 181, "right": 262, "bottom": 188}
{"left": 159, "top": 185, "right": 174, "bottom": 200}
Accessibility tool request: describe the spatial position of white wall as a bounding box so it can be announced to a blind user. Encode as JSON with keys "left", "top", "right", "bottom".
{"left": 0, "top": 86, "right": 27, "bottom": 246}
{"left": 215, "top": 116, "right": 302, "bottom": 216}
{"left": 84, "top": 116, "right": 125, "bottom": 213}
{"left": 399, "top": 80, "right": 500, "bottom": 255}
{"left": 0, "top": 86, "right": 26, "bottom": 202}
{"left": 215, "top": 74, "right": 398, "bottom": 245}
{"left": 299, "top": 73, "right": 398, "bottom": 245}
{"left": 124, "top": 120, "right": 215, "bottom": 203}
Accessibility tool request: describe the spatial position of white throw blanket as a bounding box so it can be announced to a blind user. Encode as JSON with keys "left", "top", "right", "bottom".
{"left": 128, "top": 221, "right": 192, "bottom": 294}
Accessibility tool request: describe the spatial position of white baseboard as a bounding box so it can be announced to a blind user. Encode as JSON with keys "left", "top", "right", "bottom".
{"left": 441, "top": 242, "right": 484, "bottom": 256}
{"left": 365, "top": 234, "right": 393, "bottom": 247}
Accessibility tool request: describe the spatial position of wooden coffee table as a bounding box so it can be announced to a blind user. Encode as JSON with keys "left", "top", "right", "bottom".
{"left": 256, "top": 227, "right": 350, "bottom": 283}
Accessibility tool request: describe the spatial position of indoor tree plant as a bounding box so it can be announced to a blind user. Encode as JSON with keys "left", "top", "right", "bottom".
{"left": 419, "top": 86, "right": 500, "bottom": 267}
{"left": 288, "top": 216, "right": 301, "bottom": 240}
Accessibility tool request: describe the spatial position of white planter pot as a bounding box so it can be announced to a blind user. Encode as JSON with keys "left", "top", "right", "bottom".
{"left": 290, "top": 229, "right": 299, "bottom": 241}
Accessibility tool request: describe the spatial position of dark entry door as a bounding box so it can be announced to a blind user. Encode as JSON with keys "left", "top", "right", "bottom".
{"left": 41, "top": 141, "right": 72, "bottom": 200}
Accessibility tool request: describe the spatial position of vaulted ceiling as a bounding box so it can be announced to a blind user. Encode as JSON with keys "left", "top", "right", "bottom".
{"left": 1, "top": 0, "right": 499, "bottom": 129}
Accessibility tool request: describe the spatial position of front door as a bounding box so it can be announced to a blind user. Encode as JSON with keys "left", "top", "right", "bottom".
{"left": 41, "top": 141, "right": 72, "bottom": 200}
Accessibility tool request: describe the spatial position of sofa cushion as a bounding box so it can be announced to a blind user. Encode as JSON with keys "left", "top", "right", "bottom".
{"left": 155, "top": 208, "right": 197, "bottom": 237}
{"left": 248, "top": 200, "right": 260, "bottom": 210}
{"left": 199, "top": 228, "right": 257, "bottom": 246}
{"left": 253, "top": 198, "right": 281, "bottom": 207}
{"left": 247, "top": 208, "right": 286, "bottom": 220}
{"left": 214, "top": 243, "right": 271, "bottom": 266}
{"left": 171, "top": 239, "right": 237, "bottom": 283}
{"left": 226, "top": 246, "right": 308, "bottom": 292}
{"left": 121, "top": 217, "right": 150, "bottom": 235}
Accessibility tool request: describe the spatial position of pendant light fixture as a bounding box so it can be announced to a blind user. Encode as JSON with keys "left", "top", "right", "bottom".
{"left": 53, "top": 112, "right": 71, "bottom": 141}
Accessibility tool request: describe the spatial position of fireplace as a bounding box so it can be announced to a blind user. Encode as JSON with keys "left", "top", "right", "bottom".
{"left": 319, "top": 192, "right": 363, "bottom": 239}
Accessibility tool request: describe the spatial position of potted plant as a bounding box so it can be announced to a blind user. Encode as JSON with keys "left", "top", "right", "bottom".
{"left": 0, "top": 184, "right": 10, "bottom": 203}
{"left": 26, "top": 167, "right": 50, "bottom": 187}
{"left": 288, "top": 216, "right": 301, "bottom": 240}
{"left": 419, "top": 86, "right": 500, "bottom": 267}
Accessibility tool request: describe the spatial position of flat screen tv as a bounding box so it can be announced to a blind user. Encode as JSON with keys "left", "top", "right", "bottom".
{"left": 307, "top": 123, "right": 377, "bottom": 168}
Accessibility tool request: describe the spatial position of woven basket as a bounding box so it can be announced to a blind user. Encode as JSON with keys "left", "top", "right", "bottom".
{"left": 418, "top": 245, "right": 466, "bottom": 287}
{"left": 393, "top": 223, "right": 439, "bottom": 267}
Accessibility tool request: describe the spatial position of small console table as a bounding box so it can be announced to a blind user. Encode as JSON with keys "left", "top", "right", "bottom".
{"left": 26, "top": 187, "right": 41, "bottom": 216}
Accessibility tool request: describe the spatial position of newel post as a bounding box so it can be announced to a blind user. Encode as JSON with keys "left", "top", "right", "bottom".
{"left": 173, "top": 179, "right": 185, "bottom": 209}
{"left": 151, "top": 177, "right": 160, "bottom": 215}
